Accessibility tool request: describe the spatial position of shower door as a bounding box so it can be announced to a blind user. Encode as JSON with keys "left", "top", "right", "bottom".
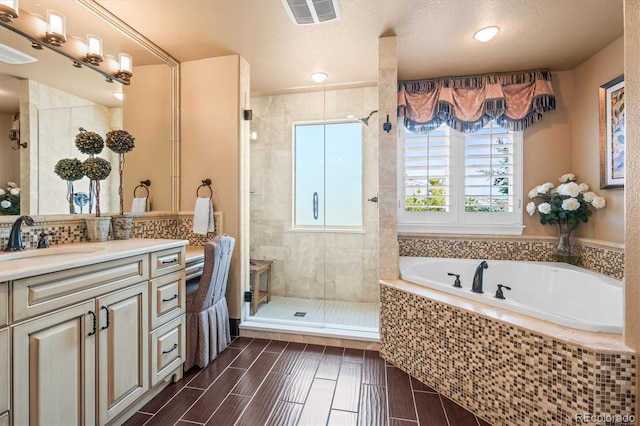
{"left": 248, "top": 89, "right": 379, "bottom": 336}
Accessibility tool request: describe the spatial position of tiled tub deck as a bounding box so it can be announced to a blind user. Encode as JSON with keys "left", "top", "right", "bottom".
{"left": 380, "top": 280, "right": 636, "bottom": 426}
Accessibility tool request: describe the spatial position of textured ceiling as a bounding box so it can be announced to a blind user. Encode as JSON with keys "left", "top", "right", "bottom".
{"left": 97, "top": 0, "right": 624, "bottom": 94}
{"left": 0, "top": 0, "right": 624, "bottom": 114}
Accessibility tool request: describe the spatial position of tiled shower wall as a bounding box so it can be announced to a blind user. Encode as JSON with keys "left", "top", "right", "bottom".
{"left": 249, "top": 87, "right": 380, "bottom": 303}
{"left": 398, "top": 234, "right": 625, "bottom": 280}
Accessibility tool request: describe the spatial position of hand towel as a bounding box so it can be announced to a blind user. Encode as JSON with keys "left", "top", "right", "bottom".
{"left": 193, "top": 197, "right": 214, "bottom": 235}
{"left": 131, "top": 197, "right": 147, "bottom": 215}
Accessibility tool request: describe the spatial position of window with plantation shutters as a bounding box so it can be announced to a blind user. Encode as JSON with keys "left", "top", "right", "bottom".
{"left": 398, "top": 121, "right": 524, "bottom": 235}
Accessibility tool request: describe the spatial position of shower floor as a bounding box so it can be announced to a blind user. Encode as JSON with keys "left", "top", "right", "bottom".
{"left": 250, "top": 295, "right": 379, "bottom": 331}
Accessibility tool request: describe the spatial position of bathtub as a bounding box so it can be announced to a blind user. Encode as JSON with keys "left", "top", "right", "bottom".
{"left": 399, "top": 256, "right": 623, "bottom": 334}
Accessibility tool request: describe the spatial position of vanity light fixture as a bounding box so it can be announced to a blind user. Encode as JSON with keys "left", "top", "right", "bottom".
{"left": 473, "top": 26, "right": 500, "bottom": 42}
{"left": 310, "top": 72, "right": 327, "bottom": 83}
{"left": 0, "top": 0, "right": 18, "bottom": 24}
{"left": 116, "top": 52, "right": 132, "bottom": 82}
{"left": 45, "top": 10, "right": 66, "bottom": 47}
{"left": 0, "top": 6, "right": 133, "bottom": 84}
{"left": 86, "top": 34, "right": 103, "bottom": 66}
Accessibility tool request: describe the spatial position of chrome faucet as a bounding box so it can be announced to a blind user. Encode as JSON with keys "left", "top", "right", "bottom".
{"left": 472, "top": 260, "right": 488, "bottom": 293}
{"left": 5, "top": 215, "right": 36, "bottom": 252}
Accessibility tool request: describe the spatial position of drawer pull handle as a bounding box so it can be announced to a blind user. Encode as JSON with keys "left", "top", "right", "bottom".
{"left": 162, "top": 343, "right": 178, "bottom": 355}
{"left": 88, "top": 311, "right": 97, "bottom": 336}
{"left": 101, "top": 306, "right": 110, "bottom": 330}
{"left": 162, "top": 294, "right": 178, "bottom": 302}
{"left": 161, "top": 257, "right": 178, "bottom": 265}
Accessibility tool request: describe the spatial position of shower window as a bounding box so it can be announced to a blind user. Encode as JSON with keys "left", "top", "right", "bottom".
{"left": 293, "top": 121, "right": 363, "bottom": 229}
{"left": 398, "top": 121, "right": 524, "bottom": 235}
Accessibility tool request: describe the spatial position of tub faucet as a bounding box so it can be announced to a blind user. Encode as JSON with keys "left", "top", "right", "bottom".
{"left": 472, "top": 260, "right": 488, "bottom": 293}
{"left": 5, "top": 215, "right": 36, "bottom": 251}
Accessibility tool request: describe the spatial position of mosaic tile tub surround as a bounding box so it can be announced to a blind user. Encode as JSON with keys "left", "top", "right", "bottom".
{"left": 398, "top": 235, "right": 625, "bottom": 280}
{"left": 380, "top": 282, "right": 636, "bottom": 426}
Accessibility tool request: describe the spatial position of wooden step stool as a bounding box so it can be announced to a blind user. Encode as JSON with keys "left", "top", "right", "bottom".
{"left": 249, "top": 259, "right": 272, "bottom": 315}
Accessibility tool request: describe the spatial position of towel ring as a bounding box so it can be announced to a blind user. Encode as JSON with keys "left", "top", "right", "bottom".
{"left": 196, "top": 179, "right": 213, "bottom": 199}
{"left": 133, "top": 180, "right": 151, "bottom": 198}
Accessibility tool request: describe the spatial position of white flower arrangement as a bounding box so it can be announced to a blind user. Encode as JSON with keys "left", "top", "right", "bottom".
{"left": 526, "top": 173, "right": 606, "bottom": 229}
{"left": 0, "top": 182, "right": 21, "bottom": 215}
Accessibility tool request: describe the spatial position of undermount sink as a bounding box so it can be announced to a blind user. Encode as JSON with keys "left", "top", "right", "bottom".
{"left": 0, "top": 245, "right": 105, "bottom": 262}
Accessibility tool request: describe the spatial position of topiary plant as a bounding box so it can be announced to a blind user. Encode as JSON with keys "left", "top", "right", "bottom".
{"left": 106, "top": 130, "right": 135, "bottom": 215}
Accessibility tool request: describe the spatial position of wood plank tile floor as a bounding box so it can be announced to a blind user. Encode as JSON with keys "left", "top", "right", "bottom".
{"left": 124, "top": 337, "right": 492, "bottom": 426}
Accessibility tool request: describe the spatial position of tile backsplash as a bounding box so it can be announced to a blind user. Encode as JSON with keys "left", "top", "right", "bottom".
{"left": 398, "top": 234, "right": 624, "bottom": 280}
{"left": 0, "top": 212, "right": 223, "bottom": 250}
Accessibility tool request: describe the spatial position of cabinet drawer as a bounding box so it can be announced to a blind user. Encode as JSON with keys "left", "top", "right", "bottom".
{"left": 12, "top": 255, "right": 149, "bottom": 322}
{"left": 150, "top": 272, "right": 185, "bottom": 329}
{"left": 150, "top": 315, "right": 185, "bottom": 387}
{"left": 0, "top": 283, "right": 6, "bottom": 327}
{"left": 151, "top": 247, "right": 185, "bottom": 279}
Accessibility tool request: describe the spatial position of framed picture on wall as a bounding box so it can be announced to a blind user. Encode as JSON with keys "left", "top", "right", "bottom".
{"left": 599, "top": 74, "right": 625, "bottom": 189}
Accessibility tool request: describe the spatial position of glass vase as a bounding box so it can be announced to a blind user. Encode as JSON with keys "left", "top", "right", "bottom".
{"left": 556, "top": 223, "right": 573, "bottom": 256}
{"left": 554, "top": 223, "right": 579, "bottom": 265}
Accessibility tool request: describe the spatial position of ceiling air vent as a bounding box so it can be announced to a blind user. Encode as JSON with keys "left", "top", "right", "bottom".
{"left": 0, "top": 42, "right": 37, "bottom": 65}
{"left": 282, "top": 0, "right": 341, "bottom": 25}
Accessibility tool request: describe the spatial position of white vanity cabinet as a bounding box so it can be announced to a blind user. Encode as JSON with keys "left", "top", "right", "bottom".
{"left": 2, "top": 240, "right": 188, "bottom": 426}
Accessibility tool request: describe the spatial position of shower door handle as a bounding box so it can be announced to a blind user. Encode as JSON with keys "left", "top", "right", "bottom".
{"left": 313, "top": 192, "right": 319, "bottom": 220}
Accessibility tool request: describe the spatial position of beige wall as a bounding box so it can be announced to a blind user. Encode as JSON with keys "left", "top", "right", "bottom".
{"left": 123, "top": 64, "right": 173, "bottom": 213}
{"left": 572, "top": 36, "right": 625, "bottom": 243}
{"left": 0, "top": 112, "right": 19, "bottom": 187}
{"left": 522, "top": 71, "right": 574, "bottom": 238}
{"left": 624, "top": 0, "right": 640, "bottom": 416}
{"left": 181, "top": 55, "right": 243, "bottom": 319}
{"left": 523, "top": 38, "right": 624, "bottom": 243}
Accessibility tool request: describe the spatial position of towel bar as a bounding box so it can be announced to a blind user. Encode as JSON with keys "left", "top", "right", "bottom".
{"left": 133, "top": 179, "right": 151, "bottom": 198}
{"left": 196, "top": 179, "right": 213, "bottom": 199}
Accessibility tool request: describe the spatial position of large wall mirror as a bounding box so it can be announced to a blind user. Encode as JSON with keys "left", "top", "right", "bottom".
{"left": 0, "top": 0, "right": 179, "bottom": 218}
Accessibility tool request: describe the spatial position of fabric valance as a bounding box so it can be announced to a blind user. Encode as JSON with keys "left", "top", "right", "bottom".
{"left": 398, "top": 69, "right": 556, "bottom": 133}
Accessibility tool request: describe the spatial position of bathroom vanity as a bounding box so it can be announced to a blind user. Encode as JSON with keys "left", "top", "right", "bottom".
{"left": 0, "top": 238, "right": 188, "bottom": 425}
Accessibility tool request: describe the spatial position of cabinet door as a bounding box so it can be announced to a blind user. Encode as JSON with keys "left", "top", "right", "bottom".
{"left": 97, "top": 282, "right": 149, "bottom": 425}
{"left": 0, "top": 327, "right": 8, "bottom": 416}
{"left": 12, "top": 300, "right": 96, "bottom": 426}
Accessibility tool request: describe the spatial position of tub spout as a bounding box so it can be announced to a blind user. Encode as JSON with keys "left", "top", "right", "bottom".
{"left": 472, "top": 260, "right": 488, "bottom": 293}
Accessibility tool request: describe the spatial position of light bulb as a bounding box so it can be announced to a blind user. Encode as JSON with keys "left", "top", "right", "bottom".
{"left": 473, "top": 26, "right": 500, "bottom": 42}
{"left": 310, "top": 72, "right": 328, "bottom": 83}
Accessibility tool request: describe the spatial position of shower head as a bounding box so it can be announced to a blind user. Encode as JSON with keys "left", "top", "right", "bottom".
{"left": 357, "top": 110, "right": 378, "bottom": 127}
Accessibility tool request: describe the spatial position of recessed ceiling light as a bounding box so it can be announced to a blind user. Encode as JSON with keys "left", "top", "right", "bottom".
{"left": 310, "top": 72, "right": 327, "bottom": 83}
{"left": 113, "top": 92, "right": 123, "bottom": 100}
{"left": 473, "top": 26, "right": 500, "bottom": 42}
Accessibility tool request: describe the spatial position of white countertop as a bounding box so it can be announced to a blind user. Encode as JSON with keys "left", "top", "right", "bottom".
{"left": 0, "top": 238, "right": 189, "bottom": 281}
